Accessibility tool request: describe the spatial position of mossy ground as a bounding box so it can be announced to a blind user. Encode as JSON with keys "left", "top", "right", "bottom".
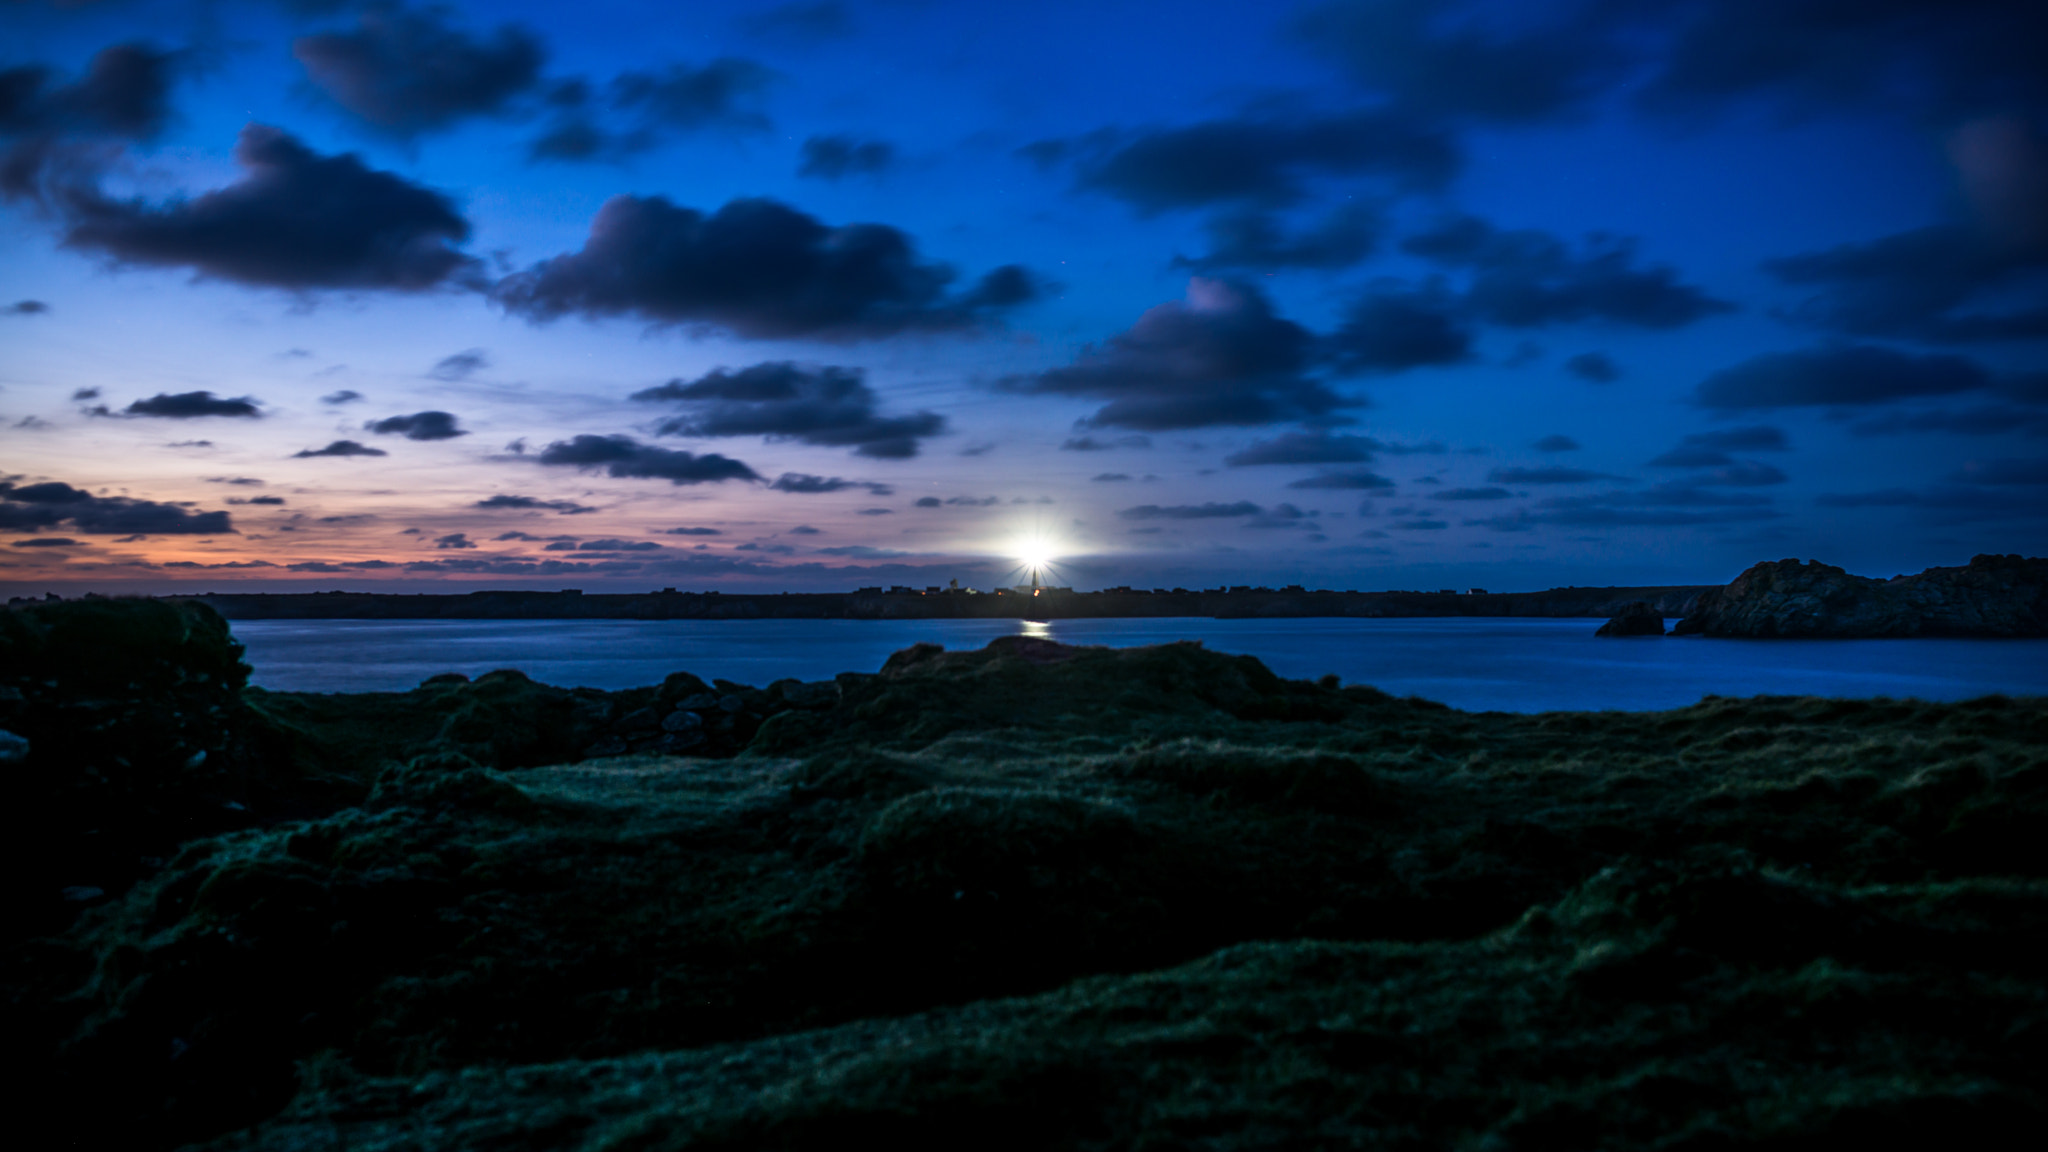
{"left": 6, "top": 611, "right": 2046, "bottom": 1148}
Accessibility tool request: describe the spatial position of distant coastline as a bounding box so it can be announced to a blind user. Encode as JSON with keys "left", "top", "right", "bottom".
{"left": 156, "top": 584, "right": 1715, "bottom": 622}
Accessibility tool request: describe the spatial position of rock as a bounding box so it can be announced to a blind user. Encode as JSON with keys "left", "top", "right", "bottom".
{"left": 582, "top": 736, "right": 628, "bottom": 759}
{"left": 615, "top": 707, "right": 661, "bottom": 733}
{"left": 656, "top": 729, "right": 704, "bottom": 753}
{"left": 677, "top": 693, "right": 719, "bottom": 711}
{"left": 1673, "top": 554, "right": 2048, "bottom": 638}
{"left": 420, "top": 673, "right": 471, "bottom": 687}
{"left": 0, "top": 728, "right": 27, "bottom": 764}
{"left": 660, "top": 709, "right": 702, "bottom": 732}
{"left": 1595, "top": 602, "right": 1665, "bottom": 637}
{"left": 717, "top": 694, "right": 745, "bottom": 713}
{"left": 60, "top": 886, "right": 105, "bottom": 903}
{"left": 781, "top": 680, "right": 841, "bottom": 709}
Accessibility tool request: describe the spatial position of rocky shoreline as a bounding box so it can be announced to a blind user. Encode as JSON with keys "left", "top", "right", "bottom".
{"left": 1672, "top": 553, "right": 2048, "bottom": 638}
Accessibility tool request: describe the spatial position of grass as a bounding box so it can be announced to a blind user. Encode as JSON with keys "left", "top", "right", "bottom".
{"left": 3, "top": 604, "right": 2044, "bottom": 1148}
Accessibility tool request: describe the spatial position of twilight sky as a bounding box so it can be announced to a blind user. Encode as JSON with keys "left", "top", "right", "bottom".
{"left": 3, "top": 0, "right": 2045, "bottom": 595}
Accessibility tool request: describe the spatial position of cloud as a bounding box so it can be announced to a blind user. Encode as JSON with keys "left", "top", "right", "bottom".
{"left": 429, "top": 349, "right": 488, "bottom": 380}
{"left": 366, "top": 410, "right": 467, "bottom": 440}
{"left": 474, "top": 494, "right": 597, "bottom": 514}
{"left": 123, "top": 391, "right": 261, "bottom": 418}
{"left": 767, "top": 472, "right": 891, "bottom": 496}
{"left": 787, "top": 525, "right": 820, "bottom": 535}
{"left": 1950, "top": 117, "right": 2048, "bottom": 247}
{"left": 0, "top": 479, "right": 233, "bottom": 535}
{"left": 1564, "top": 351, "right": 1621, "bottom": 382}
{"left": 1002, "top": 278, "right": 1345, "bottom": 430}
{"left": 227, "top": 495, "right": 286, "bottom": 505}
{"left": 1287, "top": 469, "right": 1396, "bottom": 489}
{"left": 10, "top": 537, "right": 81, "bottom": 548}
{"left": 1533, "top": 434, "right": 1580, "bottom": 452}
{"left": 1949, "top": 457, "right": 2048, "bottom": 485}
{"left": 857, "top": 507, "right": 892, "bottom": 516}
{"left": 1323, "top": 283, "right": 1473, "bottom": 373}
{"left": 1486, "top": 465, "right": 1620, "bottom": 484}
{"left": 531, "top": 60, "right": 776, "bottom": 161}
{"left": 635, "top": 361, "right": 944, "bottom": 458}
{"left": 913, "top": 497, "right": 941, "bottom": 508}
{"left": 943, "top": 495, "right": 998, "bottom": 506}
{"left": 322, "top": 389, "right": 364, "bottom": 404}
{"left": 58, "top": 124, "right": 475, "bottom": 291}
{"left": 0, "top": 42, "right": 178, "bottom": 144}
{"left": 5, "top": 300, "right": 49, "bottom": 315}
{"left": 203, "top": 476, "right": 264, "bottom": 485}
{"left": 1394, "top": 518, "right": 1448, "bottom": 530}
{"left": 1430, "top": 486, "right": 1512, "bottom": 501}
{"left": 545, "top": 538, "right": 664, "bottom": 553}
{"left": 1402, "top": 215, "right": 1733, "bottom": 329}
{"left": 1091, "top": 473, "right": 1131, "bottom": 482}
{"left": 1225, "top": 431, "right": 1378, "bottom": 466}
{"left": 1847, "top": 405, "right": 2048, "bottom": 437}
{"left": 1060, "top": 434, "right": 1152, "bottom": 451}
{"left": 434, "top": 532, "right": 477, "bottom": 550}
{"left": 815, "top": 544, "right": 909, "bottom": 558}
{"left": 535, "top": 434, "right": 759, "bottom": 485}
{"left": 1172, "top": 204, "right": 1380, "bottom": 272}
{"left": 1648, "top": 426, "right": 1791, "bottom": 467}
{"left": 663, "top": 526, "right": 722, "bottom": 535}
{"left": 1668, "top": 461, "right": 1787, "bottom": 487}
{"left": 1813, "top": 488, "right": 1924, "bottom": 508}
{"left": 293, "top": 7, "right": 544, "bottom": 135}
{"left": 1118, "top": 501, "right": 1263, "bottom": 520}
{"left": 491, "top": 195, "right": 1035, "bottom": 339}
{"left": 1763, "top": 223, "right": 2048, "bottom": 343}
{"left": 1694, "top": 345, "right": 1987, "bottom": 409}
{"left": 1047, "top": 109, "right": 1458, "bottom": 212}
{"left": 739, "top": 2, "right": 855, "bottom": 41}
{"left": 1295, "top": 0, "right": 1624, "bottom": 124}
{"left": 798, "top": 134, "right": 894, "bottom": 180}
{"left": 293, "top": 439, "right": 387, "bottom": 457}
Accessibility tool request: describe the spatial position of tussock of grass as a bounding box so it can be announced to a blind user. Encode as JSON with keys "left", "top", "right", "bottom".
{"left": 5, "top": 604, "right": 2046, "bottom": 1147}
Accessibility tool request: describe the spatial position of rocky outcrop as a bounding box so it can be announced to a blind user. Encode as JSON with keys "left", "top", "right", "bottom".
{"left": 1672, "top": 554, "right": 2048, "bottom": 638}
{"left": 1595, "top": 601, "right": 1665, "bottom": 637}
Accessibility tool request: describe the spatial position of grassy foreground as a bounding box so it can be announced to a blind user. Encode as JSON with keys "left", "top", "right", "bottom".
{"left": 5, "top": 601, "right": 2046, "bottom": 1148}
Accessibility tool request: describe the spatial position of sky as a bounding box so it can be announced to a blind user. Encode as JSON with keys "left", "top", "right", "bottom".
{"left": 2, "top": 0, "right": 2044, "bottom": 596}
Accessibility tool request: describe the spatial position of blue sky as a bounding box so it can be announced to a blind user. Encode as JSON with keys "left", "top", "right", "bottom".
{"left": 3, "top": 0, "right": 2044, "bottom": 594}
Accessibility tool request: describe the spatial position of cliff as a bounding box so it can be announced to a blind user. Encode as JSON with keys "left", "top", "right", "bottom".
{"left": 1673, "top": 554, "right": 2048, "bottom": 638}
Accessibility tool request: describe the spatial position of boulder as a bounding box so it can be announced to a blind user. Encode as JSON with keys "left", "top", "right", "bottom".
{"left": 1673, "top": 554, "right": 2048, "bottom": 638}
{"left": 1595, "top": 602, "right": 1665, "bottom": 637}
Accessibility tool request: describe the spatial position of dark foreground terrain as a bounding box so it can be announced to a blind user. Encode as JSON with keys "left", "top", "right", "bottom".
{"left": 4, "top": 598, "right": 2045, "bottom": 1149}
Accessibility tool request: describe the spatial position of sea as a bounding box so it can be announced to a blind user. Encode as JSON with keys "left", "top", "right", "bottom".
{"left": 230, "top": 617, "right": 2048, "bottom": 713}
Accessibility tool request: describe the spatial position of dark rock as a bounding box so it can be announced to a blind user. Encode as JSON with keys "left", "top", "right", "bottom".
{"left": 0, "top": 728, "right": 27, "bottom": 764}
{"left": 656, "top": 729, "right": 704, "bottom": 753}
{"left": 717, "top": 694, "right": 745, "bottom": 713}
{"left": 676, "top": 693, "right": 719, "bottom": 711}
{"left": 1595, "top": 602, "right": 1665, "bottom": 637}
{"left": 660, "top": 709, "right": 702, "bottom": 732}
{"left": 582, "top": 736, "right": 628, "bottom": 759}
{"left": 419, "top": 673, "right": 471, "bottom": 687}
{"left": 781, "top": 680, "right": 842, "bottom": 709}
{"left": 1673, "top": 554, "right": 2048, "bottom": 638}
{"left": 615, "top": 707, "right": 661, "bottom": 733}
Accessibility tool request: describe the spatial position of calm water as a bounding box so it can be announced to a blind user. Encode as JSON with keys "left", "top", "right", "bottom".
{"left": 231, "top": 617, "right": 2048, "bottom": 713}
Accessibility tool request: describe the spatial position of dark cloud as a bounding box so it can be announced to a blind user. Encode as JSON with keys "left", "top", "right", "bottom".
{"left": 123, "top": 391, "right": 261, "bottom": 418}
{"left": 1394, "top": 519, "right": 1448, "bottom": 530}
{"left": 1118, "top": 501, "right": 1263, "bottom": 520}
{"left": 1564, "top": 351, "right": 1621, "bottom": 382}
{"left": 1814, "top": 489, "right": 1924, "bottom": 508}
{"left": 1092, "top": 473, "right": 1132, "bottom": 482}
{"left": 1002, "top": 279, "right": 1346, "bottom": 430}
{"left": 857, "top": 507, "right": 893, "bottom": 516}
{"left": 203, "top": 476, "right": 264, "bottom": 485}
{"left": 1487, "top": 465, "right": 1620, "bottom": 484}
{"left": 6, "top": 300, "right": 49, "bottom": 315}
{"left": 1060, "top": 434, "right": 1152, "bottom": 451}
{"left": 1636, "top": 0, "right": 2048, "bottom": 123}
{"left": 491, "top": 195, "right": 1035, "bottom": 339}
{"left": 1950, "top": 457, "right": 2048, "bottom": 485}
{"left": 739, "top": 2, "right": 855, "bottom": 41}
{"left": 663, "top": 526, "right": 722, "bottom": 536}
{"left": 474, "top": 494, "right": 597, "bottom": 514}
{"left": 429, "top": 349, "right": 487, "bottom": 380}
{"left": 10, "top": 537, "right": 81, "bottom": 548}
{"left": 798, "top": 134, "right": 894, "bottom": 180}
{"left": 1403, "top": 215, "right": 1734, "bottom": 330}
{"left": 434, "top": 532, "right": 476, "bottom": 550}
{"left": 1225, "top": 431, "right": 1378, "bottom": 466}
{"left": 1324, "top": 284, "right": 1473, "bottom": 373}
{"left": 531, "top": 60, "right": 776, "bottom": 161}
{"left": 1296, "top": 0, "right": 1623, "bottom": 124}
{"left": 0, "top": 42, "right": 177, "bottom": 143}
{"left": 1172, "top": 204, "right": 1380, "bottom": 272}
{"left": 635, "top": 361, "right": 945, "bottom": 459}
{"left": 1848, "top": 405, "right": 2048, "bottom": 438}
{"left": 321, "top": 389, "right": 364, "bottom": 405}
{"left": 227, "top": 495, "right": 286, "bottom": 505}
{"left": 1694, "top": 345, "right": 1987, "bottom": 409}
{"left": 943, "top": 496, "right": 998, "bottom": 506}
{"left": 767, "top": 473, "right": 891, "bottom": 496}
{"left": 1044, "top": 109, "right": 1459, "bottom": 213}
{"left": 59, "top": 124, "right": 475, "bottom": 291}
{"left": 293, "top": 439, "right": 387, "bottom": 458}
{"left": 913, "top": 497, "right": 941, "bottom": 507}
{"left": 1763, "top": 224, "right": 2048, "bottom": 343}
{"left": 545, "top": 538, "right": 664, "bottom": 553}
{"left": 1649, "top": 425, "right": 1790, "bottom": 467}
{"left": 1430, "top": 486, "right": 1512, "bottom": 501}
{"left": 1287, "top": 469, "right": 1396, "bottom": 489}
{"left": 1669, "top": 461, "right": 1788, "bottom": 487}
{"left": 787, "top": 525, "right": 821, "bottom": 535}
{"left": 366, "top": 410, "right": 467, "bottom": 440}
{"left": 535, "top": 434, "right": 760, "bottom": 485}
{"left": 0, "top": 480, "right": 233, "bottom": 535}
{"left": 293, "top": 8, "right": 544, "bottom": 135}
{"left": 1533, "top": 434, "right": 1580, "bottom": 452}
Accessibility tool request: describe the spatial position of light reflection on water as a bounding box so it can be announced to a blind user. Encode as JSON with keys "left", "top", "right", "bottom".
{"left": 230, "top": 616, "right": 2048, "bottom": 714}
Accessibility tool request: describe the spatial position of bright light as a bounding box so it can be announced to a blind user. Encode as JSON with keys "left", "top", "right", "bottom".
{"left": 1013, "top": 535, "right": 1058, "bottom": 571}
